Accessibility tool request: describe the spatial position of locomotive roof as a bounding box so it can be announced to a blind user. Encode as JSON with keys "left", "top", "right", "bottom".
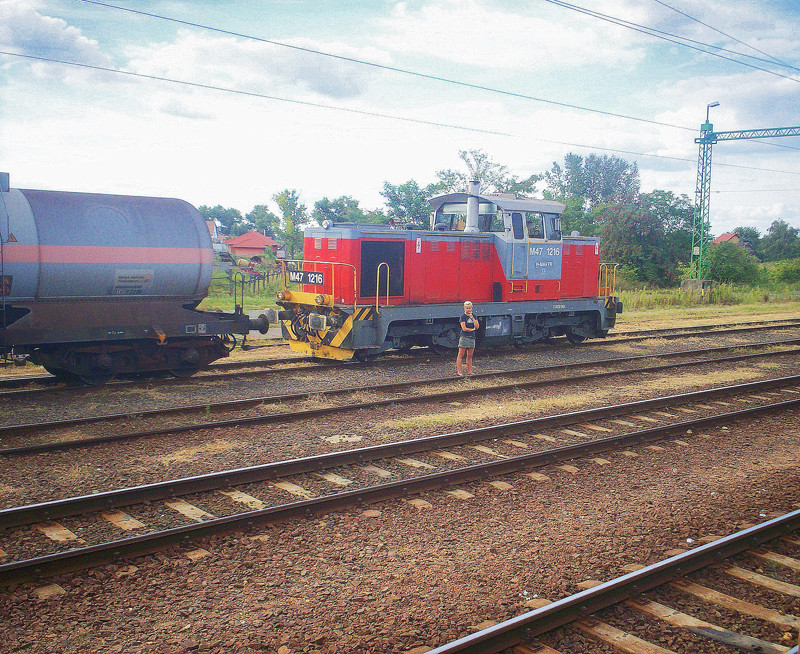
{"left": 428, "top": 192, "right": 565, "bottom": 215}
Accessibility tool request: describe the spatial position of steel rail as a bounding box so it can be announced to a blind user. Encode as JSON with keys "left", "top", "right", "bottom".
{"left": 2, "top": 318, "right": 800, "bottom": 394}
{"left": 2, "top": 378, "right": 798, "bottom": 530}
{"left": 3, "top": 341, "right": 799, "bottom": 457}
{"left": 1, "top": 394, "right": 798, "bottom": 586}
{"left": 425, "top": 509, "right": 800, "bottom": 654}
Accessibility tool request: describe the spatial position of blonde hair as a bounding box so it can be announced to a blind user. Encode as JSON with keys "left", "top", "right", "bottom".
{"left": 463, "top": 301, "right": 473, "bottom": 307}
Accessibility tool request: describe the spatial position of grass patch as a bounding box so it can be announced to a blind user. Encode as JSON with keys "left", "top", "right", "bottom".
{"left": 376, "top": 364, "right": 770, "bottom": 433}
{"left": 153, "top": 439, "right": 238, "bottom": 465}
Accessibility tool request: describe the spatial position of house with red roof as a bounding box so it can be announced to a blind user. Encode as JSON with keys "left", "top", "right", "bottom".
{"left": 224, "top": 231, "right": 280, "bottom": 259}
{"left": 713, "top": 231, "right": 760, "bottom": 260}
{"left": 713, "top": 232, "right": 740, "bottom": 245}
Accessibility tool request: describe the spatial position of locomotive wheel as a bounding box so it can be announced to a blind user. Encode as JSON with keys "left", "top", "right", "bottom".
{"left": 429, "top": 344, "right": 453, "bottom": 356}
{"left": 566, "top": 331, "right": 587, "bottom": 344}
{"left": 354, "top": 349, "right": 378, "bottom": 362}
{"left": 169, "top": 366, "right": 201, "bottom": 378}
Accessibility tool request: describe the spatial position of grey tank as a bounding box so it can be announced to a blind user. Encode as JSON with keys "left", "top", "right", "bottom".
{"left": 1, "top": 188, "right": 212, "bottom": 300}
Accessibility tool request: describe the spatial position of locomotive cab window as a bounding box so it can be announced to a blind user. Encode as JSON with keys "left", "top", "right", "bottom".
{"left": 526, "top": 213, "right": 544, "bottom": 239}
{"left": 511, "top": 212, "right": 525, "bottom": 240}
{"left": 545, "top": 213, "right": 562, "bottom": 240}
{"left": 360, "top": 240, "right": 405, "bottom": 297}
{"left": 478, "top": 213, "right": 505, "bottom": 233}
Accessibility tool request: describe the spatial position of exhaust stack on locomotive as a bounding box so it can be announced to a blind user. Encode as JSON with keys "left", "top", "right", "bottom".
{"left": 275, "top": 181, "right": 622, "bottom": 361}
{"left": 0, "top": 174, "right": 269, "bottom": 382}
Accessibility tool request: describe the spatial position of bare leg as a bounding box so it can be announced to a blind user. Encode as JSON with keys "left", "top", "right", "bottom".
{"left": 466, "top": 347, "right": 474, "bottom": 374}
{"left": 456, "top": 347, "right": 466, "bottom": 375}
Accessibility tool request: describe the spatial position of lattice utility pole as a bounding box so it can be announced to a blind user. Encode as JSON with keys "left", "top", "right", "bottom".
{"left": 690, "top": 111, "right": 800, "bottom": 280}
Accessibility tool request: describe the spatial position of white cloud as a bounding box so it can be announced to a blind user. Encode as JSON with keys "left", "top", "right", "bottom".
{"left": 375, "top": 0, "right": 647, "bottom": 70}
{"left": 0, "top": 0, "right": 109, "bottom": 71}
{"left": 125, "top": 31, "right": 391, "bottom": 103}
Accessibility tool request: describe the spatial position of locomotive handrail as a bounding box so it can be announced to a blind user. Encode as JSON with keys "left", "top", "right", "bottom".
{"left": 280, "top": 259, "right": 358, "bottom": 314}
{"left": 599, "top": 262, "right": 619, "bottom": 296}
{"left": 376, "top": 262, "right": 389, "bottom": 314}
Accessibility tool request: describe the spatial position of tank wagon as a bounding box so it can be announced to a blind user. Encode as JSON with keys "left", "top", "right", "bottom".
{"left": 0, "top": 173, "right": 267, "bottom": 382}
{"left": 272, "top": 181, "right": 622, "bottom": 360}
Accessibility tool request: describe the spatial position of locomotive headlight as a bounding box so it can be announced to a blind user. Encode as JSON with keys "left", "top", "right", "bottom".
{"left": 277, "top": 289, "right": 291, "bottom": 301}
{"left": 314, "top": 294, "right": 325, "bottom": 305}
{"left": 322, "top": 220, "right": 332, "bottom": 230}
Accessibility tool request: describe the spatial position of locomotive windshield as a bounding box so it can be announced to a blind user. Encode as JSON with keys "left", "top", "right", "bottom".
{"left": 434, "top": 201, "right": 499, "bottom": 232}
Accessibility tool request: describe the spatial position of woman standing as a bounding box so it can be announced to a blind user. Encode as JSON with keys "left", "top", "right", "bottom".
{"left": 457, "top": 301, "right": 479, "bottom": 376}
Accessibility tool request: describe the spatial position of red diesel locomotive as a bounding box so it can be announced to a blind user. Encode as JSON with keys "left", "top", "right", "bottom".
{"left": 273, "top": 181, "right": 621, "bottom": 360}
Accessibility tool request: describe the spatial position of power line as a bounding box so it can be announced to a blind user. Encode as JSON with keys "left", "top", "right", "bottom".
{"left": 713, "top": 188, "right": 800, "bottom": 193}
{"left": 544, "top": 0, "right": 800, "bottom": 84}
{"left": 4, "top": 49, "right": 799, "bottom": 178}
{"left": 651, "top": 0, "right": 798, "bottom": 73}
{"left": 75, "top": 0, "right": 696, "bottom": 133}
{"left": 0, "top": 50, "right": 512, "bottom": 137}
{"left": 535, "top": 138, "right": 800, "bottom": 175}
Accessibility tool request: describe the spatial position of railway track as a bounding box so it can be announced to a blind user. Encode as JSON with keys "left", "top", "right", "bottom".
{"left": 1, "top": 317, "right": 800, "bottom": 396}
{"left": 2, "top": 338, "right": 799, "bottom": 456}
{"left": 1, "top": 375, "right": 798, "bottom": 586}
{"left": 427, "top": 510, "right": 800, "bottom": 654}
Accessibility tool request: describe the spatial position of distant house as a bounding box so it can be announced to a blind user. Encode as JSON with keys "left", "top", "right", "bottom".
{"left": 205, "top": 220, "right": 220, "bottom": 241}
{"left": 224, "top": 231, "right": 280, "bottom": 259}
{"left": 713, "top": 232, "right": 760, "bottom": 260}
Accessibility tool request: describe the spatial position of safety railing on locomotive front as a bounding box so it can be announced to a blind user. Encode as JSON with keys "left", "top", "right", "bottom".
{"left": 278, "top": 259, "right": 359, "bottom": 315}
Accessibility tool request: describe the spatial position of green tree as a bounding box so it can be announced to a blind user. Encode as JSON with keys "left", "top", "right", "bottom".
{"left": 760, "top": 219, "right": 800, "bottom": 261}
{"left": 731, "top": 225, "right": 761, "bottom": 250}
{"left": 639, "top": 190, "right": 693, "bottom": 270}
{"left": 273, "top": 189, "right": 314, "bottom": 259}
{"left": 708, "top": 241, "right": 762, "bottom": 283}
{"left": 198, "top": 205, "right": 245, "bottom": 236}
{"left": 431, "top": 149, "right": 539, "bottom": 195}
{"left": 246, "top": 205, "right": 280, "bottom": 238}
{"left": 544, "top": 153, "right": 640, "bottom": 210}
{"left": 597, "top": 201, "right": 677, "bottom": 286}
{"left": 380, "top": 179, "right": 432, "bottom": 225}
{"left": 312, "top": 196, "right": 366, "bottom": 223}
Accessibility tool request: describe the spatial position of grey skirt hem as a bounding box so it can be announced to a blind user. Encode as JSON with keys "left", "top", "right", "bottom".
{"left": 458, "top": 335, "right": 476, "bottom": 349}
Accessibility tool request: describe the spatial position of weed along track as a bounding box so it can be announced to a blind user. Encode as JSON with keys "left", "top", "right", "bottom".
{"left": 2, "top": 337, "right": 800, "bottom": 456}
{"left": 1, "top": 376, "right": 799, "bottom": 585}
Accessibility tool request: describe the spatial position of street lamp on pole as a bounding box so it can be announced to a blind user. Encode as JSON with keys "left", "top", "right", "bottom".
{"left": 705, "top": 101, "right": 720, "bottom": 128}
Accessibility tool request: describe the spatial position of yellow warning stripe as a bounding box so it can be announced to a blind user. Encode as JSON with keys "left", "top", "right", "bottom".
{"left": 329, "top": 313, "right": 355, "bottom": 348}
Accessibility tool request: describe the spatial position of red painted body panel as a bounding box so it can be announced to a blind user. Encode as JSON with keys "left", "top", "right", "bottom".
{"left": 301, "top": 231, "right": 599, "bottom": 306}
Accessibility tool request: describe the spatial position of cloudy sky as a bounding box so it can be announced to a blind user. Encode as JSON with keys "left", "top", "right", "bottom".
{"left": 1, "top": 0, "right": 799, "bottom": 236}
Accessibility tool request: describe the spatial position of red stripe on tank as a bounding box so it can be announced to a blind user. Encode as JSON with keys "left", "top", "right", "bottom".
{"left": 1, "top": 244, "right": 213, "bottom": 264}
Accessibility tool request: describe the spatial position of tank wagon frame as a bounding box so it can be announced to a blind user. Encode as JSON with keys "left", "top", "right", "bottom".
{"left": 0, "top": 175, "right": 266, "bottom": 382}
{"left": 273, "top": 182, "right": 621, "bottom": 360}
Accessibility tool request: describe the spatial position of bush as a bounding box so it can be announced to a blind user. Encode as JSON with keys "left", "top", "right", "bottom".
{"left": 708, "top": 242, "right": 763, "bottom": 284}
{"left": 770, "top": 258, "right": 800, "bottom": 283}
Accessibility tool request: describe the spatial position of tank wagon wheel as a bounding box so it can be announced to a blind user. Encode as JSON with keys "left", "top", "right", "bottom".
{"left": 428, "top": 344, "right": 454, "bottom": 356}
{"left": 169, "top": 345, "right": 204, "bottom": 378}
{"left": 79, "top": 371, "right": 116, "bottom": 386}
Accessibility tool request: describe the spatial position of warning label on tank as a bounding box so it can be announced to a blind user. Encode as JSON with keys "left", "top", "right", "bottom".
{"left": 113, "top": 270, "right": 154, "bottom": 295}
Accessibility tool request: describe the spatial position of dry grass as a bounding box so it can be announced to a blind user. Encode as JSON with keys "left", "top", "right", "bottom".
{"left": 377, "top": 364, "right": 770, "bottom": 432}
{"left": 152, "top": 439, "right": 239, "bottom": 465}
{"left": 617, "top": 301, "right": 800, "bottom": 331}
{"left": 0, "top": 483, "right": 21, "bottom": 499}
